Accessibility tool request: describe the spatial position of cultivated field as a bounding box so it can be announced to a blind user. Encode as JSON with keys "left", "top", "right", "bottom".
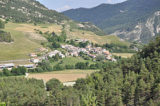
{"left": 27, "top": 69, "right": 98, "bottom": 82}
{"left": 113, "top": 53, "right": 134, "bottom": 58}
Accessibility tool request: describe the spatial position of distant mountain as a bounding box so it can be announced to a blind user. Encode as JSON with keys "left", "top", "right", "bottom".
{"left": 63, "top": 0, "right": 160, "bottom": 43}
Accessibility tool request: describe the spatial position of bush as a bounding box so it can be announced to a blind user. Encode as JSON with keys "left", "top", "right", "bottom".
{"left": 65, "top": 65, "right": 75, "bottom": 69}
{"left": 0, "top": 30, "right": 13, "bottom": 42}
{"left": 75, "top": 62, "right": 88, "bottom": 69}
{"left": 11, "top": 66, "right": 27, "bottom": 75}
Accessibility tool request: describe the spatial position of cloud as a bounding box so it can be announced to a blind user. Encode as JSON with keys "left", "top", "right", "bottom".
{"left": 107, "top": 0, "right": 113, "bottom": 3}
{"left": 56, "top": 5, "right": 71, "bottom": 12}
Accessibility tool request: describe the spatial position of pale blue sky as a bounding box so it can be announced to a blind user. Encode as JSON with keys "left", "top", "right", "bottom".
{"left": 37, "top": 0, "right": 127, "bottom": 12}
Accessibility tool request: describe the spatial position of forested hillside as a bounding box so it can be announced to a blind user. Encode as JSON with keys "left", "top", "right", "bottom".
{"left": 63, "top": 0, "right": 160, "bottom": 43}
{"left": 0, "top": 35, "right": 160, "bottom": 105}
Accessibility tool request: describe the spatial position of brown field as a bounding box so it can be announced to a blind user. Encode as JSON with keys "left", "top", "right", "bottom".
{"left": 113, "top": 53, "right": 134, "bottom": 58}
{"left": 27, "top": 70, "right": 98, "bottom": 82}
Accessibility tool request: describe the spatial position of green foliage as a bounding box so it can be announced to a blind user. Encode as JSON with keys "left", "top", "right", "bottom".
{"left": 75, "top": 62, "right": 89, "bottom": 69}
{"left": 79, "top": 41, "right": 89, "bottom": 48}
{"left": 0, "top": 20, "right": 4, "bottom": 29}
{"left": 103, "top": 43, "right": 136, "bottom": 53}
{"left": 11, "top": 66, "right": 26, "bottom": 75}
{"left": 46, "top": 78, "right": 63, "bottom": 91}
{"left": 0, "top": 30, "right": 13, "bottom": 42}
{"left": 0, "top": 66, "right": 27, "bottom": 77}
{"left": 96, "top": 54, "right": 105, "bottom": 61}
{"left": 46, "top": 30, "right": 67, "bottom": 49}
{"left": 0, "top": 77, "right": 46, "bottom": 106}
{"left": 0, "top": 21, "right": 13, "bottom": 42}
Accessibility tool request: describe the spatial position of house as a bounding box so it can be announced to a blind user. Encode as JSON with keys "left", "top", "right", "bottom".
{"left": 31, "top": 58, "right": 40, "bottom": 63}
{"left": 19, "top": 64, "right": 35, "bottom": 69}
{"left": 38, "top": 47, "right": 48, "bottom": 52}
{"left": 88, "top": 54, "right": 96, "bottom": 58}
{"left": 103, "top": 50, "right": 110, "bottom": 55}
{"left": 59, "top": 53, "right": 65, "bottom": 58}
{"left": 111, "top": 58, "right": 117, "bottom": 62}
{"left": 70, "top": 52, "right": 79, "bottom": 57}
{"left": 106, "top": 55, "right": 112, "bottom": 60}
{"left": 48, "top": 50, "right": 65, "bottom": 58}
{"left": 63, "top": 82, "right": 76, "bottom": 86}
{"left": 48, "top": 50, "right": 60, "bottom": 57}
{"left": 29, "top": 53, "right": 37, "bottom": 58}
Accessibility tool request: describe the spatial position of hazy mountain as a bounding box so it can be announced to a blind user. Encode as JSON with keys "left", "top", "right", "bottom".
{"left": 63, "top": 0, "right": 160, "bottom": 43}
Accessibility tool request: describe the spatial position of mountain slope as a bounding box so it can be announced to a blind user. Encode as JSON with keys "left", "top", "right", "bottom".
{"left": 0, "top": 0, "right": 69, "bottom": 23}
{"left": 63, "top": 0, "right": 160, "bottom": 43}
{"left": 0, "top": 0, "right": 105, "bottom": 36}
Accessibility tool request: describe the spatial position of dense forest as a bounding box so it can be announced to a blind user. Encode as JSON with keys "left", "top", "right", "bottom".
{"left": 0, "top": 35, "right": 160, "bottom": 105}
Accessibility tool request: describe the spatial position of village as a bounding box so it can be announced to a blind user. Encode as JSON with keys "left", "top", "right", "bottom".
{"left": 0, "top": 39, "right": 116, "bottom": 70}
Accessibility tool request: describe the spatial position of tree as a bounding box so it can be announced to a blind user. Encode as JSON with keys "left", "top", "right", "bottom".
{"left": 46, "top": 78, "right": 63, "bottom": 91}
{"left": 2, "top": 68, "right": 11, "bottom": 76}
{"left": 52, "top": 42, "right": 60, "bottom": 48}
{"left": 96, "top": 54, "right": 105, "bottom": 61}
{"left": 75, "top": 62, "right": 88, "bottom": 69}
{"left": 0, "top": 20, "right": 4, "bottom": 29}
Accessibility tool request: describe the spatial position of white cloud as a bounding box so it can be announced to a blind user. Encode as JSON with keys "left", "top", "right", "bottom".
{"left": 107, "top": 0, "right": 113, "bottom": 3}
{"left": 56, "top": 5, "right": 71, "bottom": 12}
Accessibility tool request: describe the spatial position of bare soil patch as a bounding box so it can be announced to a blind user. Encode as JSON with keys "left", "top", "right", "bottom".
{"left": 28, "top": 73, "right": 87, "bottom": 82}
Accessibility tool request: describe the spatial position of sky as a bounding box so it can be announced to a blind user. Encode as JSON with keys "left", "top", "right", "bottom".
{"left": 37, "top": 0, "right": 127, "bottom": 12}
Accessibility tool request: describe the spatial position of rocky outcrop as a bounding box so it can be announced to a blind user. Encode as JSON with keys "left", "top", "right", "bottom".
{"left": 112, "top": 11, "right": 160, "bottom": 43}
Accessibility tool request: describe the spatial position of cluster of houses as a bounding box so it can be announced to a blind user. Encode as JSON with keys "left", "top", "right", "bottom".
{"left": 61, "top": 44, "right": 116, "bottom": 62}
{"left": 48, "top": 50, "right": 65, "bottom": 58}
{"left": 29, "top": 50, "right": 65, "bottom": 64}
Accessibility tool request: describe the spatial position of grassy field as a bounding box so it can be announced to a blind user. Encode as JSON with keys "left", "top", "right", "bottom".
{"left": 51, "top": 57, "right": 94, "bottom": 67}
{"left": 67, "top": 29, "right": 130, "bottom": 46}
{"left": 0, "top": 23, "right": 44, "bottom": 61}
{"left": 27, "top": 69, "right": 98, "bottom": 82}
{"left": 113, "top": 53, "right": 134, "bottom": 58}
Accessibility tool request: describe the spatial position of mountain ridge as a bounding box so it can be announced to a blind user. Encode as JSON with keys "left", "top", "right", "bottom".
{"left": 63, "top": 0, "right": 160, "bottom": 43}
